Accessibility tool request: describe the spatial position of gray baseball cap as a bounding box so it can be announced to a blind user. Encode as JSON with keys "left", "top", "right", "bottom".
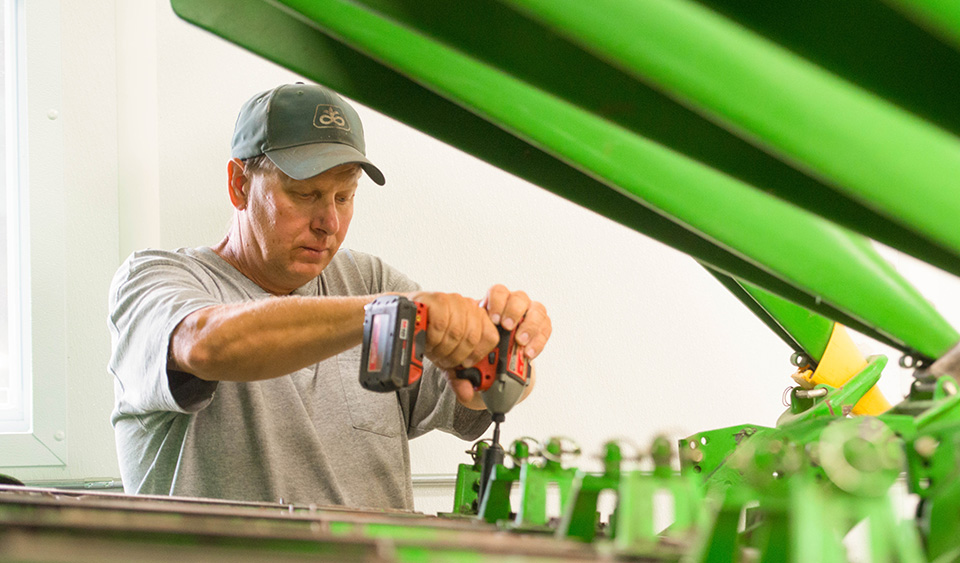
{"left": 231, "top": 83, "right": 385, "bottom": 185}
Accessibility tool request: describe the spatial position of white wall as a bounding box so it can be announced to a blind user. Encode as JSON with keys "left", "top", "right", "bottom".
{"left": 7, "top": 0, "right": 960, "bottom": 516}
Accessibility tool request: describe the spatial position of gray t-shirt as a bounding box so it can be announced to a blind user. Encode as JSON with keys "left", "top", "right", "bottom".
{"left": 108, "top": 246, "right": 489, "bottom": 509}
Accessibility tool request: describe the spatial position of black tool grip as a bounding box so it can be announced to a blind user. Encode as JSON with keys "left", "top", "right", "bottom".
{"left": 455, "top": 367, "right": 483, "bottom": 387}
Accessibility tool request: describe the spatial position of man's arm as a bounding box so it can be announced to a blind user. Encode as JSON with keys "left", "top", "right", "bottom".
{"left": 169, "top": 291, "right": 505, "bottom": 383}
{"left": 168, "top": 295, "right": 372, "bottom": 382}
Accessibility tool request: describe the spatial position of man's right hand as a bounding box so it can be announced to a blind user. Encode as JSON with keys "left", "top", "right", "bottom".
{"left": 405, "top": 291, "right": 500, "bottom": 371}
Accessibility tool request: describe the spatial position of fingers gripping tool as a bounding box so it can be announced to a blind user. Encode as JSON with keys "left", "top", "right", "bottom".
{"left": 358, "top": 296, "right": 529, "bottom": 417}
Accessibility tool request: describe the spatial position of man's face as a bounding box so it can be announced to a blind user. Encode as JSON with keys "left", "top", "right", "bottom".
{"left": 240, "top": 162, "right": 359, "bottom": 294}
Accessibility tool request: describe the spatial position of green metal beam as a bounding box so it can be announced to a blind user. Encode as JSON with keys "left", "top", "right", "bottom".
{"left": 693, "top": 0, "right": 960, "bottom": 138}
{"left": 269, "top": 0, "right": 958, "bottom": 358}
{"left": 503, "top": 0, "right": 960, "bottom": 269}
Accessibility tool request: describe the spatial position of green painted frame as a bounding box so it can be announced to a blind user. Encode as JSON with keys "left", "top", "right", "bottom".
{"left": 170, "top": 0, "right": 960, "bottom": 363}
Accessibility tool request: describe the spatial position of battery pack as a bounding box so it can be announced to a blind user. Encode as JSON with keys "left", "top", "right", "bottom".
{"left": 359, "top": 295, "right": 427, "bottom": 392}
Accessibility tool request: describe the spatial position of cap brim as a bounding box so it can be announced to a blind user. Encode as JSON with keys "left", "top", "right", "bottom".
{"left": 266, "top": 143, "right": 386, "bottom": 185}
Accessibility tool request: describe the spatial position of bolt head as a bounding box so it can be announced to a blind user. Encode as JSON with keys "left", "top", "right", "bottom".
{"left": 914, "top": 436, "right": 939, "bottom": 459}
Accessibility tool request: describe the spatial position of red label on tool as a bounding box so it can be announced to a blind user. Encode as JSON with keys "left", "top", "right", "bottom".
{"left": 508, "top": 338, "right": 526, "bottom": 382}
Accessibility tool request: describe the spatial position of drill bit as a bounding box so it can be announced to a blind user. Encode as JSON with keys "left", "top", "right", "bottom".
{"left": 491, "top": 412, "right": 504, "bottom": 447}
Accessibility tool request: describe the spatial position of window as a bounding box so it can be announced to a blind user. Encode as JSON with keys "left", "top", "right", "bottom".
{"left": 0, "top": 0, "right": 65, "bottom": 467}
{"left": 0, "top": 0, "right": 23, "bottom": 432}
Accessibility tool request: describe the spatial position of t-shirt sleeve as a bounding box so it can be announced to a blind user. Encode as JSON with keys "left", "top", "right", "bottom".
{"left": 108, "top": 250, "right": 223, "bottom": 415}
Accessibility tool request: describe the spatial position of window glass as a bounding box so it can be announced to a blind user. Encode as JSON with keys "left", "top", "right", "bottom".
{"left": 0, "top": 0, "right": 23, "bottom": 431}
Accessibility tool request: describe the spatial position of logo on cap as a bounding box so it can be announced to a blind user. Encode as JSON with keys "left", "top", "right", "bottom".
{"left": 313, "top": 105, "right": 351, "bottom": 131}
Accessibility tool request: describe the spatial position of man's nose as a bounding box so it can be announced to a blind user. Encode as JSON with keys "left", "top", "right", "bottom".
{"left": 311, "top": 200, "right": 340, "bottom": 234}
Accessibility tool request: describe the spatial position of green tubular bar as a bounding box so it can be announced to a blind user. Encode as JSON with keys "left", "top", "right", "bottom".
{"left": 271, "top": 0, "right": 958, "bottom": 358}
{"left": 503, "top": 0, "right": 960, "bottom": 265}
{"left": 169, "top": 0, "right": 925, "bottom": 353}
{"left": 693, "top": 0, "right": 960, "bottom": 138}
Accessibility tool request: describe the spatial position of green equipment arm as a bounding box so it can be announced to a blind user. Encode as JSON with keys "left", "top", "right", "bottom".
{"left": 171, "top": 0, "right": 960, "bottom": 362}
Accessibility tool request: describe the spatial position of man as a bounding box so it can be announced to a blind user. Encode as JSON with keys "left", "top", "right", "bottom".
{"left": 108, "top": 83, "right": 551, "bottom": 510}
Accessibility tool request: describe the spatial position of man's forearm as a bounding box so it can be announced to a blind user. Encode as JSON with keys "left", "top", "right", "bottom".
{"left": 169, "top": 295, "right": 373, "bottom": 382}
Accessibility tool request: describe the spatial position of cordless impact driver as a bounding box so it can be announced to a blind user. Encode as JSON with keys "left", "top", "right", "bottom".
{"left": 358, "top": 295, "right": 530, "bottom": 500}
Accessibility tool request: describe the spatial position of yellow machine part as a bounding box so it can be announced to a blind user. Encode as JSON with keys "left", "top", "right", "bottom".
{"left": 791, "top": 324, "right": 892, "bottom": 415}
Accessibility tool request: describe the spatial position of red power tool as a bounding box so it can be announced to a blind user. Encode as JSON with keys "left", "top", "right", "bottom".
{"left": 359, "top": 294, "right": 531, "bottom": 502}
{"left": 359, "top": 295, "right": 529, "bottom": 416}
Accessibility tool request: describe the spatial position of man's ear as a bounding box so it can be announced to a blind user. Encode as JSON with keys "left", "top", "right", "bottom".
{"left": 227, "top": 158, "right": 249, "bottom": 210}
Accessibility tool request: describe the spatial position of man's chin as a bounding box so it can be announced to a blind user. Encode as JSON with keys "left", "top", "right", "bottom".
{"left": 290, "top": 259, "right": 330, "bottom": 279}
